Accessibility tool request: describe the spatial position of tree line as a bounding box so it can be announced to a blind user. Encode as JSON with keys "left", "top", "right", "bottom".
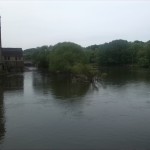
{"left": 86, "top": 40, "right": 150, "bottom": 68}
{"left": 24, "top": 39, "right": 150, "bottom": 72}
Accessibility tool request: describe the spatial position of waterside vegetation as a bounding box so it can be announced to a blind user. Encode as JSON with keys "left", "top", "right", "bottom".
{"left": 24, "top": 40, "right": 150, "bottom": 80}
{"left": 24, "top": 42, "right": 101, "bottom": 82}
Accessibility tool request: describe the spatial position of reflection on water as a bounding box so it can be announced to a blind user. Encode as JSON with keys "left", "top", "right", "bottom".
{"left": 102, "top": 67, "right": 150, "bottom": 85}
{"left": 0, "top": 89, "right": 5, "bottom": 143}
{"left": 1, "top": 69, "right": 150, "bottom": 149}
{"left": 32, "top": 73, "right": 91, "bottom": 118}
{"left": 0, "top": 74, "right": 24, "bottom": 91}
{"left": 33, "top": 73, "right": 90, "bottom": 100}
{"left": 0, "top": 74, "right": 24, "bottom": 144}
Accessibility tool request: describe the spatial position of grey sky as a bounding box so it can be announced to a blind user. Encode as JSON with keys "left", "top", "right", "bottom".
{"left": 0, "top": 0, "right": 150, "bottom": 49}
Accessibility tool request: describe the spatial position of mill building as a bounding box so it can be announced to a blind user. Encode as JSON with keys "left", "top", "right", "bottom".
{"left": 0, "top": 16, "right": 23, "bottom": 72}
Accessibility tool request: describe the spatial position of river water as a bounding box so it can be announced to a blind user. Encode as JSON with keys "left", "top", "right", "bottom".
{"left": 0, "top": 68, "right": 150, "bottom": 149}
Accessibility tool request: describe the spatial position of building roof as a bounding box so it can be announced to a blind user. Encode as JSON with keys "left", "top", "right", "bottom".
{"left": 2, "top": 48, "right": 23, "bottom": 57}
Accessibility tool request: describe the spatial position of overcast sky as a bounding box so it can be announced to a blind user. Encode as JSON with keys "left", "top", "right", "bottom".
{"left": 0, "top": 0, "right": 150, "bottom": 49}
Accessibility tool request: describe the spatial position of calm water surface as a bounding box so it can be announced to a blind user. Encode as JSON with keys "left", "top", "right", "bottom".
{"left": 0, "top": 68, "right": 150, "bottom": 149}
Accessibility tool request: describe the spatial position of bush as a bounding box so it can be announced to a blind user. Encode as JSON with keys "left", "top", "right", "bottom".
{"left": 48, "top": 42, "right": 87, "bottom": 73}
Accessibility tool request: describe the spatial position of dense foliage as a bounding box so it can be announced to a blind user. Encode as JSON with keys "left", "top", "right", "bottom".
{"left": 48, "top": 42, "right": 87, "bottom": 73}
{"left": 86, "top": 40, "right": 150, "bottom": 68}
{"left": 24, "top": 40, "right": 150, "bottom": 70}
{"left": 24, "top": 42, "right": 99, "bottom": 80}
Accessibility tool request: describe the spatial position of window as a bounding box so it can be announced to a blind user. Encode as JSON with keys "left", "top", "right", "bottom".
{"left": 4, "top": 56, "right": 10, "bottom": 60}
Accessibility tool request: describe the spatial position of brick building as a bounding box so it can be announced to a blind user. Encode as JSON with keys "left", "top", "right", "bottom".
{"left": 0, "top": 16, "right": 24, "bottom": 71}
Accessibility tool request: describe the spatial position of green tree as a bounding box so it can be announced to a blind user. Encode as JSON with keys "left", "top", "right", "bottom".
{"left": 97, "top": 40, "right": 130, "bottom": 65}
{"left": 48, "top": 42, "right": 87, "bottom": 73}
{"left": 137, "top": 41, "right": 150, "bottom": 68}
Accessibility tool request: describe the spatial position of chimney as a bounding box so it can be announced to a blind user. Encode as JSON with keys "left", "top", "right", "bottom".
{"left": 0, "top": 16, "right": 1, "bottom": 48}
{"left": 0, "top": 16, "right": 1, "bottom": 62}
